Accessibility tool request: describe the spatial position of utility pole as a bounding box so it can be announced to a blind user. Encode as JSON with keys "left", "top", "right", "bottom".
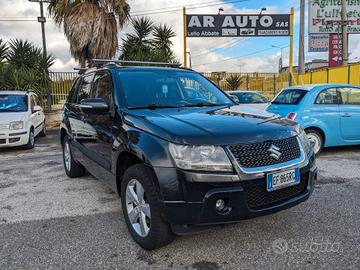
{"left": 341, "top": 0, "right": 348, "bottom": 66}
{"left": 298, "top": 0, "right": 305, "bottom": 74}
{"left": 29, "top": 0, "right": 51, "bottom": 111}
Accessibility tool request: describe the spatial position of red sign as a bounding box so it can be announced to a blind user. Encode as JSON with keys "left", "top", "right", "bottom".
{"left": 329, "top": 34, "right": 343, "bottom": 67}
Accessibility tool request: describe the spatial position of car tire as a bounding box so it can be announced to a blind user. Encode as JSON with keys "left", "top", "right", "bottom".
{"left": 24, "top": 129, "right": 35, "bottom": 149}
{"left": 39, "top": 122, "right": 46, "bottom": 137}
{"left": 121, "top": 164, "right": 175, "bottom": 250}
{"left": 62, "top": 135, "right": 85, "bottom": 178}
{"left": 306, "top": 129, "right": 323, "bottom": 155}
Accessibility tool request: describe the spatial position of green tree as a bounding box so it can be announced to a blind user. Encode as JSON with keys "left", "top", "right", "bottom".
{"left": 48, "top": 0, "right": 130, "bottom": 67}
{"left": 226, "top": 74, "right": 243, "bottom": 90}
{"left": 120, "top": 17, "right": 177, "bottom": 63}
{"left": 0, "top": 39, "right": 55, "bottom": 102}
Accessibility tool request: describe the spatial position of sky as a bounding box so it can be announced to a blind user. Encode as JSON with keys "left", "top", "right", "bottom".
{"left": 1, "top": 0, "right": 360, "bottom": 73}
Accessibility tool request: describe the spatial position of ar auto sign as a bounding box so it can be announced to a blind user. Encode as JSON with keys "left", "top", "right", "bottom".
{"left": 186, "top": 14, "right": 291, "bottom": 37}
{"left": 309, "top": 0, "right": 360, "bottom": 34}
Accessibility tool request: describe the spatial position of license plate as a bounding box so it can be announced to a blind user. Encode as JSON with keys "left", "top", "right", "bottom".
{"left": 267, "top": 168, "right": 300, "bottom": 192}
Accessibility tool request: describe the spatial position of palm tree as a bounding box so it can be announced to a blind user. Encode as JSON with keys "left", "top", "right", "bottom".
{"left": 48, "top": 0, "right": 130, "bottom": 67}
{"left": 120, "top": 17, "right": 177, "bottom": 63}
{"left": 226, "top": 74, "right": 243, "bottom": 90}
{"left": 0, "top": 39, "right": 7, "bottom": 63}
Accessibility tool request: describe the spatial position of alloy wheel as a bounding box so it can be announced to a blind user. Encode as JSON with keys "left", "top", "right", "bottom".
{"left": 125, "top": 179, "right": 151, "bottom": 237}
{"left": 64, "top": 141, "right": 71, "bottom": 171}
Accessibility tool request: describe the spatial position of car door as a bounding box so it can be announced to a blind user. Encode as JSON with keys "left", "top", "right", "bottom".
{"left": 29, "top": 94, "right": 42, "bottom": 135}
{"left": 338, "top": 87, "right": 360, "bottom": 141}
{"left": 311, "top": 88, "right": 341, "bottom": 144}
{"left": 81, "top": 71, "right": 115, "bottom": 171}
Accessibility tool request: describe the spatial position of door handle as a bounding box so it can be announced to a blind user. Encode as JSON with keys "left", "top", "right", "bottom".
{"left": 340, "top": 113, "right": 352, "bottom": 118}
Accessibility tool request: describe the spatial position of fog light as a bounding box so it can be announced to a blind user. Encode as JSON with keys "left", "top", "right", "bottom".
{"left": 215, "top": 199, "right": 225, "bottom": 211}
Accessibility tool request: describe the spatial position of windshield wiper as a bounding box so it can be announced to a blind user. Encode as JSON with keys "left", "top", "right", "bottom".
{"left": 183, "top": 103, "right": 229, "bottom": 108}
{"left": 128, "top": 104, "right": 180, "bottom": 110}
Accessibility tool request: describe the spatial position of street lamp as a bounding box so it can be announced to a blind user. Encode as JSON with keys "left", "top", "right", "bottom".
{"left": 272, "top": 45, "right": 287, "bottom": 72}
{"left": 260, "top": 8, "right": 267, "bottom": 15}
{"left": 218, "top": 7, "right": 224, "bottom": 15}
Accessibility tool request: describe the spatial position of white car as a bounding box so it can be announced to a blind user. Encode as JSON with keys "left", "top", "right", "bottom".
{"left": 0, "top": 91, "right": 46, "bottom": 149}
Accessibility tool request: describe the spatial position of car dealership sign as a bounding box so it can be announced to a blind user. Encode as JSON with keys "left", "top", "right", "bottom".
{"left": 186, "top": 14, "right": 291, "bottom": 37}
{"left": 309, "top": 0, "right": 360, "bottom": 34}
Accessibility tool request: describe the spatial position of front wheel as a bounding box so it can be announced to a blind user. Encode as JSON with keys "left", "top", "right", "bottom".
{"left": 121, "top": 164, "right": 174, "bottom": 250}
{"left": 306, "top": 129, "right": 323, "bottom": 155}
{"left": 39, "top": 122, "right": 46, "bottom": 137}
{"left": 24, "top": 129, "right": 35, "bottom": 149}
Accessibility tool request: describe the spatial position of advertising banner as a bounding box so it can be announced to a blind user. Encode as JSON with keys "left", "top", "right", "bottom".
{"left": 186, "top": 14, "right": 291, "bottom": 37}
{"left": 309, "top": 34, "right": 329, "bottom": 52}
{"left": 309, "top": 0, "right": 360, "bottom": 34}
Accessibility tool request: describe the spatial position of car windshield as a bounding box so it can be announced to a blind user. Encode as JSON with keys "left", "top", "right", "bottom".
{"left": 272, "top": 89, "right": 308, "bottom": 105}
{"left": 233, "top": 92, "right": 268, "bottom": 103}
{"left": 0, "top": 94, "right": 28, "bottom": 112}
{"left": 118, "top": 70, "right": 234, "bottom": 109}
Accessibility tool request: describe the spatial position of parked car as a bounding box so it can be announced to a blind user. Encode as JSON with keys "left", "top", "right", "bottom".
{"left": 0, "top": 91, "right": 46, "bottom": 149}
{"left": 228, "top": 90, "right": 269, "bottom": 110}
{"left": 267, "top": 84, "right": 360, "bottom": 154}
{"left": 60, "top": 61, "right": 317, "bottom": 250}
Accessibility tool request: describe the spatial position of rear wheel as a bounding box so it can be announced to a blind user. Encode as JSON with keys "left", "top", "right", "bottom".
{"left": 121, "top": 164, "right": 174, "bottom": 250}
{"left": 62, "top": 135, "right": 85, "bottom": 178}
{"left": 39, "top": 122, "right": 46, "bottom": 137}
{"left": 24, "top": 129, "right": 35, "bottom": 149}
{"left": 306, "top": 129, "right": 323, "bottom": 155}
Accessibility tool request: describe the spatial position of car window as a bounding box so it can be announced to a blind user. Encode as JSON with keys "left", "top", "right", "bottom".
{"left": 272, "top": 89, "right": 308, "bottom": 105}
{"left": 315, "top": 88, "right": 339, "bottom": 104}
{"left": 33, "top": 95, "right": 40, "bottom": 106}
{"left": 233, "top": 92, "right": 267, "bottom": 104}
{"left": 0, "top": 94, "right": 28, "bottom": 112}
{"left": 76, "top": 74, "right": 94, "bottom": 103}
{"left": 339, "top": 87, "right": 360, "bottom": 105}
{"left": 30, "top": 95, "right": 36, "bottom": 111}
{"left": 118, "top": 70, "right": 234, "bottom": 108}
{"left": 92, "top": 72, "right": 114, "bottom": 110}
{"left": 68, "top": 78, "right": 82, "bottom": 103}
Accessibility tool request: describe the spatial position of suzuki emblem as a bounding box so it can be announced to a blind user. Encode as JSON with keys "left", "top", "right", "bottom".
{"left": 268, "top": 144, "right": 282, "bottom": 160}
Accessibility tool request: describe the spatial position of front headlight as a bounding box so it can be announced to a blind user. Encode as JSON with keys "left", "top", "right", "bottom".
{"left": 298, "top": 128, "right": 312, "bottom": 154}
{"left": 169, "top": 143, "right": 234, "bottom": 172}
{"left": 9, "top": 121, "right": 24, "bottom": 130}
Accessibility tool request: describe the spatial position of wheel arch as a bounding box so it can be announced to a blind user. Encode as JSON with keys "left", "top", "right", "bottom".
{"left": 305, "top": 126, "right": 326, "bottom": 144}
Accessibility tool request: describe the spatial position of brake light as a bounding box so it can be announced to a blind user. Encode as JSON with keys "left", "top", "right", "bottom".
{"left": 287, "top": 112, "right": 297, "bottom": 120}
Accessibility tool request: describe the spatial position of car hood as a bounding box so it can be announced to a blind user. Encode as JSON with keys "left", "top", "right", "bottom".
{"left": 0, "top": 112, "right": 26, "bottom": 124}
{"left": 124, "top": 105, "right": 299, "bottom": 145}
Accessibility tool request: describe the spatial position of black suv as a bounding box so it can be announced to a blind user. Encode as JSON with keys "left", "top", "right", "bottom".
{"left": 60, "top": 61, "right": 317, "bottom": 250}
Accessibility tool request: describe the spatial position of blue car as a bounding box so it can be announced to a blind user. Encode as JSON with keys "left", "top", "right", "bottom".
{"left": 267, "top": 84, "right": 360, "bottom": 154}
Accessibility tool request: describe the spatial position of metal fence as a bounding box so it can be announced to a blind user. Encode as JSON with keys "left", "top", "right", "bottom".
{"left": 49, "top": 63, "right": 360, "bottom": 109}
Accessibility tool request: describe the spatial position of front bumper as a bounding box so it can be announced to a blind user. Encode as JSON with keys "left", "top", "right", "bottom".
{"left": 0, "top": 129, "right": 29, "bottom": 148}
{"left": 154, "top": 155, "right": 317, "bottom": 233}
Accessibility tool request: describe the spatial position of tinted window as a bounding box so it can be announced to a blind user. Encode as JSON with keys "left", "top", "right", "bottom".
{"left": 76, "top": 74, "right": 93, "bottom": 103}
{"left": 118, "top": 70, "right": 233, "bottom": 108}
{"left": 0, "top": 94, "right": 28, "bottom": 112}
{"left": 272, "top": 89, "right": 307, "bottom": 105}
{"left": 315, "top": 88, "right": 339, "bottom": 104}
{"left": 68, "top": 78, "right": 82, "bottom": 103}
{"left": 233, "top": 92, "right": 267, "bottom": 104}
{"left": 92, "top": 72, "right": 114, "bottom": 109}
{"left": 339, "top": 88, "right": 360, "bottom": 105}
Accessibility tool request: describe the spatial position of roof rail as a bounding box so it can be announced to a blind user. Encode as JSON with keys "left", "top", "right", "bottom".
{"left": 91, "top": 59, "right": 182, "bottom": 68}
{"left": 74, "top": 67, "right": 88, "bottom": 75}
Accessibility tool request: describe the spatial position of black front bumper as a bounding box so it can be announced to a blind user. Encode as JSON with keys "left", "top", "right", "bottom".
{"left": 153, "top": 158, "right": 317, "bottom": 233}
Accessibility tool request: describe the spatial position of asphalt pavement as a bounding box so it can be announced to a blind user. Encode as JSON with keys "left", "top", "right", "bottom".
{"left": 0, "top": 130, "right": 359, "bottom": 270}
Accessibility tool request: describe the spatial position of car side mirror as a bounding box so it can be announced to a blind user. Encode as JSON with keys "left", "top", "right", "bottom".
{"left": 33, "top": 105, "right": 42, "bottom": 113}
{"left": 229, "top": 95, "right": 240, "bottom": 104}
{"left": 79, "top": 98, "right": 109, "bottom": 114}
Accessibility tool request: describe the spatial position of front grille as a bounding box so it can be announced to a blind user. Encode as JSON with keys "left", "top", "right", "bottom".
{"left": 242, "top": 173, "right": 308, "bottom": 210}
{"left": 229, "top": 136, "right": 301, "bottom": 168}
{"left": 0, "top": 139, "right": 6, "bottom": 144}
